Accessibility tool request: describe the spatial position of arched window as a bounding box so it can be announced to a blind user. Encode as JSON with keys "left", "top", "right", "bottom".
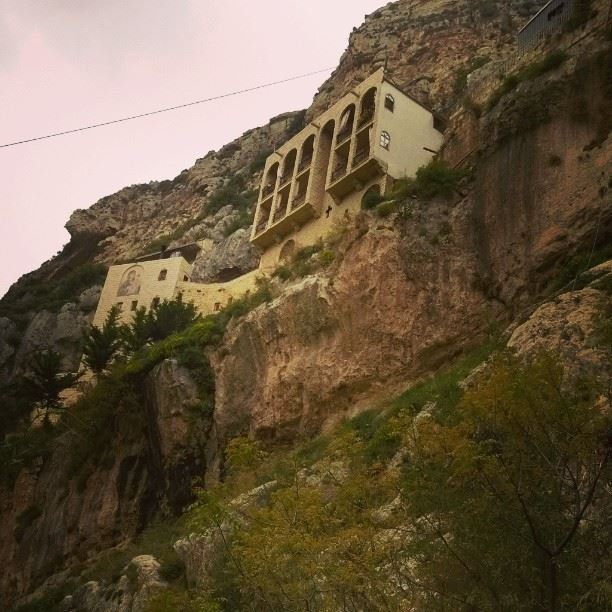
{"left": 158, "top": 269, "right": 168, "bottom": 281}
{"left": 380, "top": 131, "right": 391, "bottom": 150}
{"left": 384, "top": 94, "right": 395, "bottom": 112}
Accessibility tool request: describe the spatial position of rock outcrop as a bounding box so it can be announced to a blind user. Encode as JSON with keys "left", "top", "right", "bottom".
{"left": 60, "top": 556, "right": 167, "bottom": 612}
{"left": 0, "top": 360, "right": 210, "bottom": 604}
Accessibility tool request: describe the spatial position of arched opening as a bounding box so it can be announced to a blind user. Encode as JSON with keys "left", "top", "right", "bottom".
{"left": 278, "top": 239, "right": 296, "bottom": 264}
{"left": 384, "top": 94, "right": 395, "bottom": 112}
{"left": 359, "top": 88, "right": 377, "bottom": 127}
{"left": 280, "top": 149, "right": 297, "bottom": 186}
{"left": 361, "top": 184, "right": 382, "bottom": 209}
{"left": 158, "top": 269, "right": 168, "bottom": 281}
{"left": 262, "top": 162, "right": 279, "bottom": 198}
{"left": 298, "top": 135, "right": 315, "bottom": 172}
{"left": 337, "top": 104, "right": 355, "bottom": 144}
{"left": 314, "top": 120, "right": 335, "bottom": 197}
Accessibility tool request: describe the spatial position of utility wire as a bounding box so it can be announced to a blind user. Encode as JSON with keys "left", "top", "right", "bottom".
{"left": 0, "top": 67, "right": 333, "bottom": 149}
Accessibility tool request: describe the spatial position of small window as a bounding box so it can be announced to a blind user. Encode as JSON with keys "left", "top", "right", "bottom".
{"left": 151, "top": 297, "right": 161, "bottom": 309}
{"left": 116, "top": 302, "right": 124, "bottom": 311}
{"left": 158, "top": 269, "right": 167, "bottom": 281}
{"left": 130, "top": 300, "right": 138, "bottom": 311}
{"left": 384, "top": 94, "right": 395, "bottom": 112}
{"left": 380, "top": 131, "right": 391, "bottom": 150}
{"left": 183, "top": 275, "right": 189, "bottom": 282}
{"left": 214, "top": 302, "right": 221, "bottom": 312}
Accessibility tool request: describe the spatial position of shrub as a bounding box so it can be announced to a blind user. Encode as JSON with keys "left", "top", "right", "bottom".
{"left": 487, "top": 50, "right": 568, "bottom": 111}
{"left": 376, "top": 201, "right": 397, "bottom": 217}
{"left": 414, "top": 159, "right": 468, "bottom": 199}
{"left": 362, "top": 191, "right": 384, "bottom": 209}
{"left": 272, "top": 265, "right": 292, "bottom": 281}
{"left": 318, "top": 250, "right": 336, "bottom": 267}
{"left": 148, "top": 295, "right": 201, "bottom": 343}
{"left": 82, "top": 305, "right": 122, "bottom": 375}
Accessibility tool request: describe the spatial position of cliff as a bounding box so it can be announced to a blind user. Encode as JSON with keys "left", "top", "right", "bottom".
{"left": 1, "top": 0, "right": 611, "bottom": 609}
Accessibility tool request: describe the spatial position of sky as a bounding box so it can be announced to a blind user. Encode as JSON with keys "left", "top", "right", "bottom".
{"left": 0, "top": 0, "right": 384, "bottom": 298}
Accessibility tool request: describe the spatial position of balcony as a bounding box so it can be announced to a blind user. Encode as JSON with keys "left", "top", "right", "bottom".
{"left": 331, "top": 164, "right": 348, "bottom": 183}
{"left": 353, "top": 147, "right": 370, "bottom": 168}
{"left": 251, "top": 197, "right": 318, "bottom": 248}
{"left": 292, "top": 191, "right": 306, "bottom": 208}
{"left": 297, "top": 155, "right": 312, "bottom": 174}
{"left": 336, "top": 127, "right": 352, "bottom": 146}
{"left": 262, "top": 184, "right": 275, "bottom": 199}
{"left": 279, "top": 172, "right": 293, "bottom": 188}
{"left": 358, "top": 108, "right": 375, "bottom": 128}
{"left": 327, "top": 153, "right": 382, "bottom": 201}
{"left": 255, "top": 218, "right": 270, "bottom": 235}
{"left": 273, "top": 206, "right": 287, "bottom": 223}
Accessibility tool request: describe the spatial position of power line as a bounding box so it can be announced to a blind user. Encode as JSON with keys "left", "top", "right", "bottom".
{"left": 0, "top": 67, "right": 334, "bottom": 149}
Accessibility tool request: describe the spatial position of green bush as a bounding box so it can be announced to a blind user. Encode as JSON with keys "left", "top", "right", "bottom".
{"left": 414, "top": 159, "right": 468, "bottom": 199}
{"left": 487, "top": 50, "right": 568, "bottom": 111}
{"left": 318, "top": 250, "right": 336, "bottom": 267}
{"left": 376, "top": 201, "right": 397, "bottom": 217}
{"left": 272, "top": 265, "right": 292, "bottom": 281}
{"left": 362, "top": 191, "right": 384, "bottom": 209}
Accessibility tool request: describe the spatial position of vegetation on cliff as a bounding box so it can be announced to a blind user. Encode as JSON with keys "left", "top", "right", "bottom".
{"left": 148, "top": 335, "right": 612, "bottom": 611}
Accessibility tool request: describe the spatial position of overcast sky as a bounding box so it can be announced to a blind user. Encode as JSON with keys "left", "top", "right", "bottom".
{"left": 0, "top": 0, "right": 384, "bottom": 297}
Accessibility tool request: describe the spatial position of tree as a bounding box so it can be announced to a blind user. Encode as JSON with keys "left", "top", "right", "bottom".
{"left": 82, "top": 305, "right": 122, "bottom": 376}
{"left": 23, "top": 349, "right": 79, "bottom": 424}
{"left": 120, "top": 306, "right": 152, "bottom": 354}
{"left": 148, "top": 294, "right": 200, "bottom": 342}
{"left": 402, "top": 353, "right": 612, "bottom": 611}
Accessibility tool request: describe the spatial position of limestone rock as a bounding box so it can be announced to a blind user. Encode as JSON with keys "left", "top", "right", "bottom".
{"left": 175, "top": 480, "right": 277, "bottom": 590}
{"left": 60, "top": 556, "right": 166, "bottom": 612}
{"left": 78, "top": 286, "right": 102, "bottom": 312}
{"left": 145, "top": 359, "right": 212, "bottom": 512}
{"left": 13, "top": 304, "right": 90, "bottom": 375}
{"left": 191, "top": 228, "right": 260, "bottom": 283}
{"left": 508, "top": 270, "right": 611, "bottom": 381}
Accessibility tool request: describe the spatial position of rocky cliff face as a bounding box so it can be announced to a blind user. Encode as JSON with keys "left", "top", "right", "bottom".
{"left": 1, "top": 0, "right": 611, "bottom": 608}
{"left": 209, "top": 40, "right": 611, "bottom": 462}
{"left": 0, "top": 359, "right": 209, "bottom": 604}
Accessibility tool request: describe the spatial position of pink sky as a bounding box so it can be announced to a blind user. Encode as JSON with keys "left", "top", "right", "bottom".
{"left": 0, "top": 0, "right": 384, "bottom": 297}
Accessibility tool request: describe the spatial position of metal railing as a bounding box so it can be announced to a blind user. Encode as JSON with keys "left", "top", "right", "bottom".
{"left": 331, "top": 164, "right": 348, "bottom": 183}
{"left": 352, "top": 147, "right": 370, "bottom": 167}
{"left": 273, "top": 207, "right": 287, "bottom": 222}
{"left": 279, "top": 171, "right": 293, "bottom": 187}
{"left": 358, "top": 108, "right": 375, "bottom": 127}
{"left": 292, "top": 192, "right": 306, "bottom": 207}
{"left": 298, "top": 156, "right": 312, "bottom": 172}
{"left": 336, "top": 127, "right": 352, "bottom": 145}
{"left": 255, "top": 219, "right": 269, "bottom": 234}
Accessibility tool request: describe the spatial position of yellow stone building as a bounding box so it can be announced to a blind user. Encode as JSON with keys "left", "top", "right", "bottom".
{"left": 251, "top": 67, "right": 445, "bottom": 270}
{"left": 92, "top": 69, "right": 444, "bottom": 327}
{"left": 92, "top": 245, "right": 259, "bottom": 328}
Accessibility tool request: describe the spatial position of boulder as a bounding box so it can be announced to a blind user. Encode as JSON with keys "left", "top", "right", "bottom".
{"left": 191, "top": 228, "right": 260, "bottom": 283}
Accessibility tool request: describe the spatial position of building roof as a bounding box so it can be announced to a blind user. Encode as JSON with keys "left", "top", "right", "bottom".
{"left": 134, "top": 242, "right": 201, "bottom": 264}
